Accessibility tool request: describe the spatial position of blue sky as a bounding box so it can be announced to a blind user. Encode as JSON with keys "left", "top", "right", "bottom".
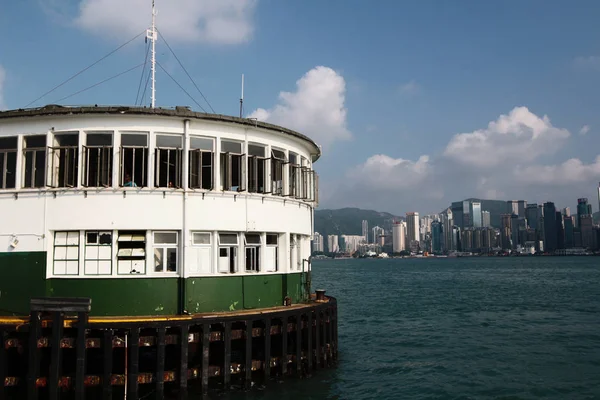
{"left": 1, "top": 0, "right": 600, "bottom": 214}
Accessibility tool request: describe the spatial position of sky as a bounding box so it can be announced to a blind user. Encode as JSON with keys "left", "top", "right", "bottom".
{"left": 1, "top": 0, "right": 600, "bottom": 215}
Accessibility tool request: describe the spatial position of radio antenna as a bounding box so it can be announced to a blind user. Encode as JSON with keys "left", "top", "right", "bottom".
{"left": 146, "top": 0, "right": 157, "bottom": 108}
{"left": 240, "top": 74, "right": 244, "bottom": 118}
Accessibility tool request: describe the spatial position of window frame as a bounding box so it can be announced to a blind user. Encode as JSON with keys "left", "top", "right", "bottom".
{"left": 116, "top": 230, "right": 147, "bottom": 275}
{"left": 22, "top": 135, "right": 48, "bottom": 189}
{"left": 152, "top": 231, "right": 179, "bottom": 274}
{"left": 265, "top": 233, "right": 279, "bottom": 272}
{"left": 53, "top": 231, "right": 80, "bottom": 276}
{"left": 248, "top": 143, "right": 267, "bottom": 194}
{"left": 48, "top": 132, "right": 79, "bottom": 188}
{"left": 220, "top": 140, "right": 246, "bottom": 192}
{"left": 0, "top": 136, "right": 18, "bottom": 189}
{"left": 82, "top": 132, "right": 113, "bottom": 188}
{"left": 154, "top": 134, "right": 183, "bottom": 188}
{"left": 270, "top": 148, "right": 286, "bottom": 196}
{"left": 120, "top": 132, "right": 149, "bottom": 188}
{"left": 84, "top": 230, "right": 113, "bottom": 275}
{"left": 189, "top": 136, "right": 214, "bottom": 190}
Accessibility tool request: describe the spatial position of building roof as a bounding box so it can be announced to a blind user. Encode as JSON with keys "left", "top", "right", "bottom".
{"left": 0, "top": 104, "right": 321, "bottom": 161}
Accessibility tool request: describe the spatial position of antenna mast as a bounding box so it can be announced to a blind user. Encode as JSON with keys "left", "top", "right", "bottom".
{"left": 146, "top": 0, "right": 157, "bottom": 108}
{"left": 240, "top": 74, "right": 244, "bottom": 118}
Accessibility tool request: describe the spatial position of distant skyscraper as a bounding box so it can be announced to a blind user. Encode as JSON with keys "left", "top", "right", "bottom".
{"left": 501, "top": 214, "right": 512, "bottom": 250}
{"left": 312, "top": 232, "right": 324, "bottom": 252}
{"left": 580, "top": 215, "right": 595, "bottom": 249}
{"left": 598, "top": 182, "right": 600, "bottom": 217}
{"left": 372, "top": 226, "right": 385, "bottom": 246}
{"left": 327, "top": 235, "right": 339, "bottom": 253}
{"left": 471, "top": 201, "right": 482, "bottom": 228}
{"left": 406, "top": 212, "right": 420, "bottom": 244}
{"left": 562, "top": 207, "right": 571, "bottom": 217}
{"left": 451, "top": 202, "right": 464, "bottom": 230}
{"left": 507, "top": 200, "right": 519, "bottom": 215}
{"left": 563, "top": 216, "right": 574, "bottom": 248}
{"left": 517, "top": 200, "right": 527, "bottom": 219}
{"left": 392, "top": 221, "right": 406, "bottom": 253}
{"left": 587, "top": 204, "right": 593, "bottom": 216}
{"left": 526, "top": 204, "right": 538, "bottom": 230}
{"left": 577, "top": 198, "right": 590, "bottom": 228}
{"left": 556, "top": 211, "right": 565, "bottom": 250}
{"left": 361, "top": 220, "right": 369, "bottom": 243}
{"left": 482, "top": 211, "right": 491, "bottom": 228}
{"left": 543, "top": 202, "right": 558, "bottom": 252}
{"left": 441, "top": 208, "right": 454, "bottom": 251}
{"left": 463, "top": 200, "right": 471, "bottom": 228}
{"left": 431, "top": 221, "right": 443, "bottom": 253}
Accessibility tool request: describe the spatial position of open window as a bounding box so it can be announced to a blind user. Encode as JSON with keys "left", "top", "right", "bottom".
{"left": 288, "top": 152, "right": 301, "bottom": 198}
{"left": 271, "top": 149, "right": 286, "bottom": 196}
{"left": 189, "top": 232, "right": 212, "bottom": 274}
{"left": 23, "top": 135, "right": 47, "bottom": 188}
{"left": 0, "top": 136, "right": 17, "bottom": 189}
{"left": 117, "top": 230, "right": 146, "bottom": 274}
{"left": 153, "top": 231, "right": 178, "bottom": 273}
{"left": 244, "top": 233, "right": 261, "bottom": 272}
{"left": 155, "top": 135, "right": 182, "bottom": 188}
{"left": 248, "top": 144, "right": 267, "bottom": 193}
{"left": 84, "top": 231, "right": 112, "bottom": 275}
{"left": 49, "top": 132, "right": 79, "bottom": 188}
{"left": 220, "top": 140, "right": 245, "bottom": 192}
{"left": 218, "top": 233, "right": 238, "bottom": 273}
{"left": 83, "top": 132, "right": 113, "bottom": 187}
{"left": 120, "top": 133, "right": 148, "bottom": 187}
{"left": 53, "top": 231, "right": 80, "bottom": 275}
{"left": 265, "top": 233, "right": 279, "bottom": 272}
{"left": 189, "top": 137, "right": 214, "bottom": 190}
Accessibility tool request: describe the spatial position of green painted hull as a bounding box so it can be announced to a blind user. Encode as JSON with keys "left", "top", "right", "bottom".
{"left": 0, "top": 252, "right": 309, "bottom": 317}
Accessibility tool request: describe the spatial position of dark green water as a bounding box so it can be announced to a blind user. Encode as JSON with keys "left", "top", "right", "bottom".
{"left": 221, "top": 257, "right": 600, "bottom": 399}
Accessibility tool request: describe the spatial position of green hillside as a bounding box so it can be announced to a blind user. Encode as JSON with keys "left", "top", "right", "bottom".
{"left": 314, "top": 208, "right": 401, "bottom": 238}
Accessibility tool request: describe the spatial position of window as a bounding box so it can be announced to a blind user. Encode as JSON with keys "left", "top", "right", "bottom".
{"left": 23, "top": 135, "right": 47, "bottom": 188}
{"left": 189, "top": 137, "right": 214, "bottom": 190}
{"left": 117, "top": 230, "right": 146, "bottom": 274}
{"left": 248, "top": 144, "right": 266, "bottom": 193}
{"left": 289, "top": 152, "right": 301, "bottom": 198}
{"left": 190, "top": 232, "right": 212, "bottom": 274}
{"left": 83, "top": 132, "right": 113, "bottom": 187}
{"left": 218, "top": 233, "right": 238, "bottom": 273}
{"left": 153, "top": 232, "right": 178, "bottom": 273}
{"left": 49, "top": 132, "right": 78, "bottom": 188}
{"left": 245, "top": 233, "right": 261, "bottom": 272}
{"left": 120, "top": 133, "right": 148, "bottom": 187}
{"left": 265, "top": 233, "right": 278, "bottom": 272}
{"left": 155, "top": 135, "right": 182, "bottom": 188}
{"left": 53, "top": 231, "right": 79, "bottom": 275}
{"left": 220, "top": 140, "right": 245, "bottom": 192}
{"left": 0, "top": 137, "right": 17, "bottom": 189}
{"left": 271, "top": 149, "right": 286, "bottom": 196}
{"left": 84, "top": 231, "right": 112, "bottom": 275}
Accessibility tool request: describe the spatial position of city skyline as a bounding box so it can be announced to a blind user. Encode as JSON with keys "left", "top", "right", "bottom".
{"left": 1, "top": 1, "right": 600, "bottom": 215}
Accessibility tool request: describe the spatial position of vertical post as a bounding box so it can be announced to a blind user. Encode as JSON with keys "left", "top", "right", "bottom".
{"left": 0, "top": 329, "right": 6, "bottom": 400}
{"left": 201, "top": 323, "right": 209, "bottom": 395}
{"left": 295, "top": 313, "right": 302, "bottom": 377}
{"left": 103, "top": 330, "right": 113, "bottom": 400}
{"left": 127, "top": 328, "right": 140, "bottom": 399}
{"left": 325, "top": 308, "right": 331, "bottom": 367}
{"left": 315, "top": 310, "right": 320, "bottom": 370}
{"left": 49, "top": 312, "right": 64, "bottom": 400}
{"left": 264, "top": 319, "right": 271, "bottom": 384}
{"left": 307, "top": 312, "right": 312, "bottom": 375}
{"left": 223, "top": 322, "right": 231, "bottom": 389}
{"left": 333, "top": 307, "right": 338, "bottom": 362}
{"left": 244, "top": 320, "right": 252, "bottom": 390}
{"left": 321, "top": 308, "right": 327, "bottom": 366}
{"left": 155, "top": 327, "right": 166, "bottom": 399}
{"left": 178, "top": 324, "right": 189, "bottom": 400}
{"left": 281, "top": 316, "right": 288, "bottom": 377}
{"left": 27, "top": 311, "right": 41, "bottom": 400}
{"left": 75, "top": 311, "right": 88, "bottom": 400}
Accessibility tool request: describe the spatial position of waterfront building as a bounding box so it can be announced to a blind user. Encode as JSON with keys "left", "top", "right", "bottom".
{"left": 471, "top": 201, "right": 482, "bottom": 228}
{"left": 507, "top": 200, "right": 519, "bottom": 216}
{"left": 562, "top": 207, "right": 571, "bottom": 217}
{"left": 501, "top": 214, "right": 512, "bottom": 250}
{"left": 556, "top": 211, "right": 565, "bottom": 250}
{"left": 577, "top": 198, "right": 590, "bottom": 228}
{"left": 361, "top": 220, "right": 369, "bottom": 243}
{"left": 517, "top": 200, "right": 527, "bottom": 219}
{"left": 451, "top": 202, "right": 464, "bottom": 230}
{"left": 564, "top": 216, "right": 574, "bottom": 248}
{"left": 525, "top": 203, "right": 538, "bottom": 230}
{"left": 580, "top": 215, "right": 595, "bottom": 249}
{"left": 543, "top": 202, "right": 558, "bottom": 252}
{"left": 406, "top": 212, "right": 420, "bottom": 244}
{"left": 441, "top": 208, "right": 454, "bottom": 251}
{"left": 328, "top": 235, "right": 340, "bottom": 253}
{"left": 313, "top": 232, "right": 324, "bottom": 253}
{"left": 392, "top": 221, "right": 406, "bottom": 253}
{"left": 431, "top": 221, "right": 443, "bottom": 253}
{"left": 372, "top": 226, "right": 385, "bottom": 246}
{"left": 482, "top": 210, "right": 491, "bottom": 228}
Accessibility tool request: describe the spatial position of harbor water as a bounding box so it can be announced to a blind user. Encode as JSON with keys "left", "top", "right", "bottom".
{"left": 220, "top": 257, "right": 600, "bottom": 399}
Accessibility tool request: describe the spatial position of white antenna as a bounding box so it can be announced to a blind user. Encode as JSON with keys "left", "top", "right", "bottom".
{"left": 146, "top": 0, "right": 157, "bottom": 108}
{"left": 239, "top": 73, "right": 244, "bottom": 118}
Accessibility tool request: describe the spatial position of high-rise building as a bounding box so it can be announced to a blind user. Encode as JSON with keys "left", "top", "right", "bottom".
{"left": 441, "top": 208, "right": 454, "bottom": 251}
{"left": 340, "top": 235, "right": 366, "bottom": 253}
{"left": 507, "top": 200, "right": 519, "bottom": 215}
{"left": 482, "top": 211, "right": 491, "bottom": 228}
{"left": 471, "top": 201, "right": 482, "bottom": 228}
{"left": 587, "top": 204, "right": 593, "bottom": 216}
{"left": 501, "top": 214, "right": 512, "bottom": 250}
{"left": 312, "top": 232, "right": 324, "bottom": 253}
{"left": 451, "top": 202, "right": 464, "bottom": 229}
{"left": 392, "top": 221, "right": 406, "bottom": 253}
{"left": 580, "top": 215, "right": 595, "bottom": 249}
{"left": 406, "top": 212, "right": 420, "bottom": 244}
{"left": 564, "top": 216, "right": 574, "bottom": 248}
{"left": 562, "top": 207, "right": 571, "bottom": 217}
{"left": 517, "top": 200, "right": 527, "bottom": 219}
{"left": 577, "top": 198, "right": 590, "bottom": 228}
{"left": 556, "top": 211, "right": 565, "bottom": 250}
{"left": 526, "top": 203, "right": 538, "bottom": 230}
{"left": 361, "top": 220, "right": 369, "bottom": 243}
{"left": 543, "top": 202, "right": 558, "bottom": 252}
{"left": 372, "top": 226, "right": 385, "bottom": 246}
{"left": 597, "top": 182, "right": 600, "bottom": 217}
{"left": 510, "top": 214, "right": 519, "bottom": 249}
{"left": 431, "top": 221, "right": 443, "bottom": 253}
{"left": 327, "top": 235, "right": 339, "bottom": 253}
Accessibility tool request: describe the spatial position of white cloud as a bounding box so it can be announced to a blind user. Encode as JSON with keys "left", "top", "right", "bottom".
{"left": 398, "top": 80, "right": 420, "bottom": 96}
{"left": 248, "top": 66, "right": 351, "bottom": 147}
{"left": 443, "top": 106, "right": 570, "bottom": 168}
{"left": 514, "top": 157, "right": 600, "bottom": 185}
{"left": 0, "top": 65, "right": 6, "bottom": 110}
{"left": 579, "top": 125, "right": 590, "bottom": 135}
{"left": 350, "top": 154, "right": 431, "bottom": 189}
{"left": 73, "top": 0, "right": 256, "bottom": 44}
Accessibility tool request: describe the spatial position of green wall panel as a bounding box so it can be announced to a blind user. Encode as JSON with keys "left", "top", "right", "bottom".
{"left": 47, "top": 278, "right": 178, "bottom": 316}
{"left": 242, "top": 274, "right": 284, "bottom": 309}
{"left": 185, "top": 276, "right": 244, "bottom": 313}
{"left": 0, "top": 252, "right": 47, "bottom": 316}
